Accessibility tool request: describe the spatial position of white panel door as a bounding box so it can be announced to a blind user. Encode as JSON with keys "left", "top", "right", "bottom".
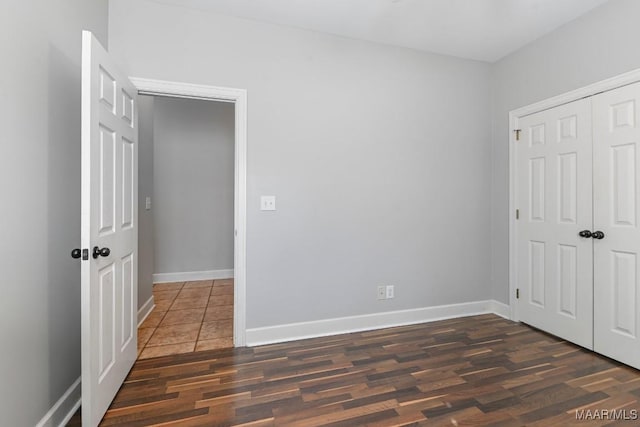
{"left": 593, "top": 81, "right": 640, "bottom": 369}
{"left": 516, "top": 98, "right": 593, "bottom": 349}
{"left": 81, "top": 31, "right": 138, "bottom": 426}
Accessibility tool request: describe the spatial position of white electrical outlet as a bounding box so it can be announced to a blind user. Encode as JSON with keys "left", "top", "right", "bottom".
{"left": 377, "top": 286, "right": 386, "bottom": 300}
{"left": 386, "top": 285, "right": 395, "bottom": 299}
{"left": 145, "top": 196, "right": 152, "bottom": 210}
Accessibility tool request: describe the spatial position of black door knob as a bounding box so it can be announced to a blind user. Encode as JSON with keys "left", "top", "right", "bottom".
{"left": 92, "top": 246, "right": 111, "bottom": 259}
{"left": 592, "top": 231, "right": 605, "bottom": 240}
{"left": 71, "top": 248, "right": 82, "bottom": 259}
{"left": 578, "top": 230, "right": 592, "bottom": 238}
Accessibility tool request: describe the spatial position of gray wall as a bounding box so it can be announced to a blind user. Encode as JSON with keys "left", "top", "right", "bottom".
{"left": 138, "top": 95, "right": 155, "bottom": 306}
{"left": 4, "top": 0, "right": 636, "bottom": 423}
{"left": 153, "top": 97, "right": 235, "bottom": 274}
{"left": 109, "top": 0, "right": 493, "bottom": 329}
{"left": 490, "top": 0, "right": 640, "bottom": 303}
{"left": 0, "top": 0, "right": 108, "bottom": 425}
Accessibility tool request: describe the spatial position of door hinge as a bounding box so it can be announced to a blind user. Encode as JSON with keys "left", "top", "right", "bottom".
{"left": 516, "top": 209, "right": 520, "bottom": 220}
{"left": 514, "top": 129, "right": 521, "bottom": 141}
{"left": 516, "top": 288, "right": 520, "bottom": 299}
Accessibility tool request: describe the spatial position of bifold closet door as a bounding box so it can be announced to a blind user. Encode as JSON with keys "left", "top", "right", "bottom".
{"left": 516, "top": 98, "right": 593, "bottom": 349}
{"left": 593, "top": 81, "right": 640, "bottom": 369}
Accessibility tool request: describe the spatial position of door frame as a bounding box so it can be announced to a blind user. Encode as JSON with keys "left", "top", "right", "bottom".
{"left": 129, "top": 77, "right": 248, "bottom": 346}
{"left": 508, "top": 67, "right": 640, "bottom": 322}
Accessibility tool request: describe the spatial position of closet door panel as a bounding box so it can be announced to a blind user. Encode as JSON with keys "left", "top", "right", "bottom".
{"left": 593, "top": 81, "right": 640, "bottom": 369}
{"left": 516, "top": 98, "right": 593, "bottom": 349}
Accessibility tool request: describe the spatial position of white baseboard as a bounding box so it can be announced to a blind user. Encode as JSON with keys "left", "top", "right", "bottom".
{"left": 35, "top": 377, "right": 81, "bottom": 427}
{"left": 153, "top": 269, "right": 234, "bottom": 283}
{"left": 246, "top": 299, "right": 510, "bottom": 346}
{"left": 36, "top": 296, "right": 158, "bottom": 427}
{"left": 138, "top": 295, "right": 155, "bottom": 327}
{"left": 490, "top": 300, "right": 511, "bottom": 319}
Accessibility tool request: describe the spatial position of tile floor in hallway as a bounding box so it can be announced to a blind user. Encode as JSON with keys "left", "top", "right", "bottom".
{"left": 137, "top": 279, "right": 234, "bottom": 359}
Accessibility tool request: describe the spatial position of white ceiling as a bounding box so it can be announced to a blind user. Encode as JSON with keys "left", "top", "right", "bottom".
{"left": 150, "top": 0, "right": 609, "bottom": 62}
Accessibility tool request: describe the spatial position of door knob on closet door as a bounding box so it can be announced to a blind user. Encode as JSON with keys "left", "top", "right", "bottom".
{"left": 92, "top": 246, "right": 111, "bottom": 259}
{"left": 592, "top": 231, "right": 605, "bottom": 240}
{"left": 578, "top": 230, "right": 592, "bottom": 238}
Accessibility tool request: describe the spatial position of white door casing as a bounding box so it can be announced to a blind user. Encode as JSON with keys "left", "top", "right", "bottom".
{"left": 516, "top": 98, "right": 593, "bottom": 349}
{"left": 129, "top": 77, "right": 248, "bottom": 347}
{"left": 81, "top": 31, "right": 138, "bottom": 426}
{"left": 593, "top": 81, "right": 640, "bottom": 368}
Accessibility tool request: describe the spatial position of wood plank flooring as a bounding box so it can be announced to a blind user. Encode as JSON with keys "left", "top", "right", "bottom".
{"left": 69, "top": 314, "right": 640, "bottom": 426}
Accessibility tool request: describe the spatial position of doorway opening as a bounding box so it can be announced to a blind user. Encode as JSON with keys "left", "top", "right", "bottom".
{"left": 132, "top": 78, "right": 248, "bottom": 356}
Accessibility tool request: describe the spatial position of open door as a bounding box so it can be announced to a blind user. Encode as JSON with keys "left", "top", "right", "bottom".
{"left": 81, "top": 31, "right": 138, "bottom": 426}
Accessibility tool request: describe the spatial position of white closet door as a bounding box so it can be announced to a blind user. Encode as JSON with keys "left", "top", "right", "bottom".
{"left": 593, "top": 81, "right": 640, "bottom": 369}
{"left": 516, "top": 98, "right": 593, "bottom": 349}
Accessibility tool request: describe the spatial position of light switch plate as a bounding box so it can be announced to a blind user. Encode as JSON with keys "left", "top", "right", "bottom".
{"left": 260, "top": 196, "right": 276, "bottom": 211}
{"left": 145, "top": 197, "right": 152, "bottom": 210}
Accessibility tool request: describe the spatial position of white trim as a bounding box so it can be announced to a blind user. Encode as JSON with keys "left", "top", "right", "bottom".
{"left": 137, "top": 295, "right": 155, "bottom": 327}
{"left": 35, "top": 377, "right": 81, "bottom": 427}
{"left": 246, "top": 300, "right": 507, "bottom": 346}
{"left": 153, "top": 269, "right": 234, "bottom": 283}
{"left": 510, "top": 68, "right": 640, "bottom": 118}
{"left": 509, "top": 110, "right": 519, "bottom": 321}
{"left": 490, "top": 300, "right": 510, "bottom": 319}
{"left": 130, "top": 77, "right": 248, "bottom": 347}
{"left": 131, "top": 78, "right": 242, "bottom": 103}
{"left": 508, "top": 67, "right": 640, "bottom": 322}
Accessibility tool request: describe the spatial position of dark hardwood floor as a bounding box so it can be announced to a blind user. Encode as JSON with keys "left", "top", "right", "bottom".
{"left": 68, "top": 314, "right": 640, "bottom": 426}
